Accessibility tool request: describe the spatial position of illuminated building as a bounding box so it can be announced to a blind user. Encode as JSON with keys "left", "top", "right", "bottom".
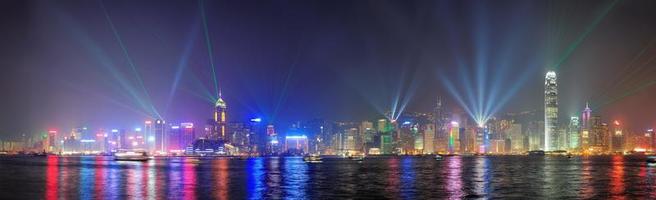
{"left": 508, "top": 123, "right": 524, "bottom": 153}
{"left": 144, "top": 120, "right": 154, "bottom": 152}
{"left": 380, "top": 134, "right": 393, "bottom": 154}
{"left": 265, "top": 124, "right": 279, "bottom": 155}
{"left": 589, "top": 116, "right": 608, "bottom": 152}
{"left": 490, "top": 139, "right": 505, "bottom": 154}
{"left": 284, "top": 135, "right": 309, "bottom": 155}
{"left": 544, "top": 71, "right": 559, "bottom": 151}
{"left": 46, "top": 130, "right": 58, "bottom": 153}
{"left": 168, "top": 124, "right": 182, "bottom": 152}
{"left": 360, "top": 121, "right": 374, "bottom": 152}
{"left": 477, "top": 126, "right": 490, "bottom": 153}
{"left": 568, "top": 117, "right": 580, "bottom": 150}
{"left": 228, "top": 122, "right": 254, "bottom": 154}
{"left": 345, "top": 128, "right": 358, "bottom": 154}
{"left": 610, "top": 121, "right": 624, "bottom": 153}
{"left": 422, "top": 124, "right": 435, "bottom": 154}
{"left": 377, "top": 118, "right": 393, "bottom": 133}
{"left": 580, "top": 103, "right": 592, "bottom": 150}
{"left": 433, "top": 97, "right": 448, "bottom": 153}
{"left": 178, "top": 123, "right": 195, "bottom": 149}
{"left": 527, "top": 121, "right": 544, "bottom": 151}
{"left": 464, "top": 127, "right": 477, "bottom": 154}
{"left": 448, "top": 121, "right": 459, "bottom": 154}
{"left": 213, "top": 93, "right": 227, "bottom": 141}
{"left": 154, "top": 119, "right": 166, "bottom": 153}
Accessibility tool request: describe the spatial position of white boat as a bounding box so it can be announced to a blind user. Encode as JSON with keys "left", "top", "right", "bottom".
{"left": 435, "top": 155, "right": 444, "bottom": 161}
{"left": 347, "top": 154, "right": 365, "bottom": 161}
{"left": 114, "top": 150, "right": 149, "bottom": 161}
{"left": 303, "top": 155, "right": 322, "bottom": 163}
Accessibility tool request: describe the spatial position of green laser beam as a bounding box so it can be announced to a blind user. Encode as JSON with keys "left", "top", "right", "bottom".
{"left": 100, "top": 1, "right": 161, "bottom": 119}
{"left": 199, "top": 0, "right": 220, "bottom": 98}
{"left": 552, "top": 0, "right": 619, "bottom": 70}
{"left": 591, "top": 37, "right": 656, "bottom": 102}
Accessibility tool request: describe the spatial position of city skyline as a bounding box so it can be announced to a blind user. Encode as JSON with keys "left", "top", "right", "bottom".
{"left": 1, "top": 0, "right": 655, "bottom": 137}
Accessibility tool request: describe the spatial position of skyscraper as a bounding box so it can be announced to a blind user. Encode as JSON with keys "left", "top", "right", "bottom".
{"left": 544, "top": 71, "right": 559, "bottom": 150}
{"left": 611, "top": 120, "right": 624, "bottom": 153}
{"left": 213, "top": 92, "right": 227, "bottom": 141}
{"left": 154, "top": 119, "right": 166, "bottom": 153}
{"left": 580, "top": 103, "right": 592, "bottom": 151}
{"left": 568, "top": 117, "right": 580, "bottom": 150}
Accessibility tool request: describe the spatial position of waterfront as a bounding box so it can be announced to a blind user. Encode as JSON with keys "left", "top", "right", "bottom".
{"left": 0, "top": 156, "right": 655, "bottom": 199}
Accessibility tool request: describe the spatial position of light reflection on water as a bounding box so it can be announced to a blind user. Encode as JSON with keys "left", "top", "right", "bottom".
{"left": 1, "top": 155, "right": 656, "bottom": 199}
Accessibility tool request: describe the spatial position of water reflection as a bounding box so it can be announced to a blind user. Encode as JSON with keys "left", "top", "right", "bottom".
{"left": 265, "top": 157, "right": 282, "bottom": 199}
{"left": 472, "top": 156, "right": 490, "bottom": 197}
{"left": 386, "top": 157, "right": 400, "bottom": 198}
{"left": 400, "top": 157, "right": 415, "bottom": 199}
{"left": 446, "top": 156, "right": 463, "bottom": 199}
{"left": 282, "top": 157, "right": 308, "bottom": 199}
{"left": 247, "top": 158, "right": 265, "bottom": 200}
{"left": 15, "top": 155, "right": 656, "bottom": 199}
{"left": 45, "top": 156, "right": 58, "bottom": 200}
{"left": 213, "top": 159, "right": 228, "bottom": 200}
{"left": 610, "top": 156, "right": 625, "bottom": 198}
{"left": 183, "top": 159, "right": 197, "bottom": 200}
{"left": 580, "top": 156, "right": 594, "bottom": 199}
{"left": 79, "top": 157, "right": 95, "bottom": 199}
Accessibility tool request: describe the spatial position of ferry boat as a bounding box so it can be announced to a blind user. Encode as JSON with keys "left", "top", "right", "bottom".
{"left": 114, "top": 150, "right": 149, "bottom": 161}
{"left": 528, "top": 150, "right": 545, "bottom": 156}
{"left": 435, "top": 155, "right": 444, "bottom": 161}
{"left": 347, "top": 154, "right": 365, "bottom": 161}
{"left": 303, "top": 154, "right": 322, "bottom": 163}
{"left": 647, "top": 156, "right": 656, "bottom": 163}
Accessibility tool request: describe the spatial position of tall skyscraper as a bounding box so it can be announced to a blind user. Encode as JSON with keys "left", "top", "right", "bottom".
{"left": 154, "top": 119, "right": 166, "bottom": 153}
{"left": 568, "top": 117, "right": 580, "bottom": 150}
{"left": 580, "top": 103, "right": 592, "bottom": 150}
{"left": 144, "top": 120, "right": 154, "bottom": 152}
{"left": 611, "top": 120, "right": 624, "bottom": 152}
{"left": 544, "top": 71, "right": 559, "bottom": 150}
{"left": 213, "top": 93, "right": 227, "bottom": 142}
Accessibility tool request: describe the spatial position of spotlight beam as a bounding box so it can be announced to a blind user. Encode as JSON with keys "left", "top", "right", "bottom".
{"left": 199, "top": 0, "right": 220, "bottom": 98}
{"left": 552, "top": 0, "right": 619, "bottom": 70}
{"left": 100, "top": 1, "right": 161, "bottom": 119}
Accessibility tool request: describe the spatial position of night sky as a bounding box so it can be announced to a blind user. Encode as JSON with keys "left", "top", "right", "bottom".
{"left": 1, "top": 0, "right": 655, "bottom": 137}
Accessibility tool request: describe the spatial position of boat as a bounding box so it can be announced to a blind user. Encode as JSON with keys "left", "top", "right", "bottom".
{"left": 347, "top": 154, "right": 365, "bottom": 161}
{"left": 647, "top": 156, "right": 656, "bottom": 163}
{"left": 435, "top": 155, "right": 444, "bottom": 161}
{"left": 114, "top": 150, "right": 149, "bottom": 161}
{"left": 303, "top": 155, "right": 322, "bottom": 163}
{"left": 528, "top": 150, "right": 545, "bottom": 156}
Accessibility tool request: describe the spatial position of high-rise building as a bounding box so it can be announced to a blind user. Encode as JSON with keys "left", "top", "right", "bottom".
{"left": 284, "top": 135, "right": 309, "bottom": 155}
{"left": 544, "top": 71, "right": 559, "bottom": 151}
{"left": 508, "top": 123, "right": 524, "bottom": 153}
{"left": 154, "top": 119, "right": 166, "bottom": 153}
{"left": 213, "top": 93, "right": 227, "bottom": 141}
{"left": 590, "top": 116, "right": 608, "bottom": 152}
{"left": 422, "top": 124, "right": 435, "bottom": 154}
{"left": 265, "top": 124, "right": 279, "bottom": 155}
{"left": 180, "top": 123, "right": 195, "bottom": 149}
{"left": 568, "top": 117, "right": 580, "bottom": 150}
{"left": 580, "top": 103, "right": 592, "bottom": 151}
{"left": 433, "top": 96, "right": 448, "bottom": 153}
{"left": 448, "top": 121, "right": 460, "bottom": 154}
{"left": 611, "top": 120, "right": 624, "bottom": 153}
{"left": 144, "top": 120, "right": 154, "bottom": 152}
{"left": 168, "top": 124, "right": 182, "bottom": 152}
